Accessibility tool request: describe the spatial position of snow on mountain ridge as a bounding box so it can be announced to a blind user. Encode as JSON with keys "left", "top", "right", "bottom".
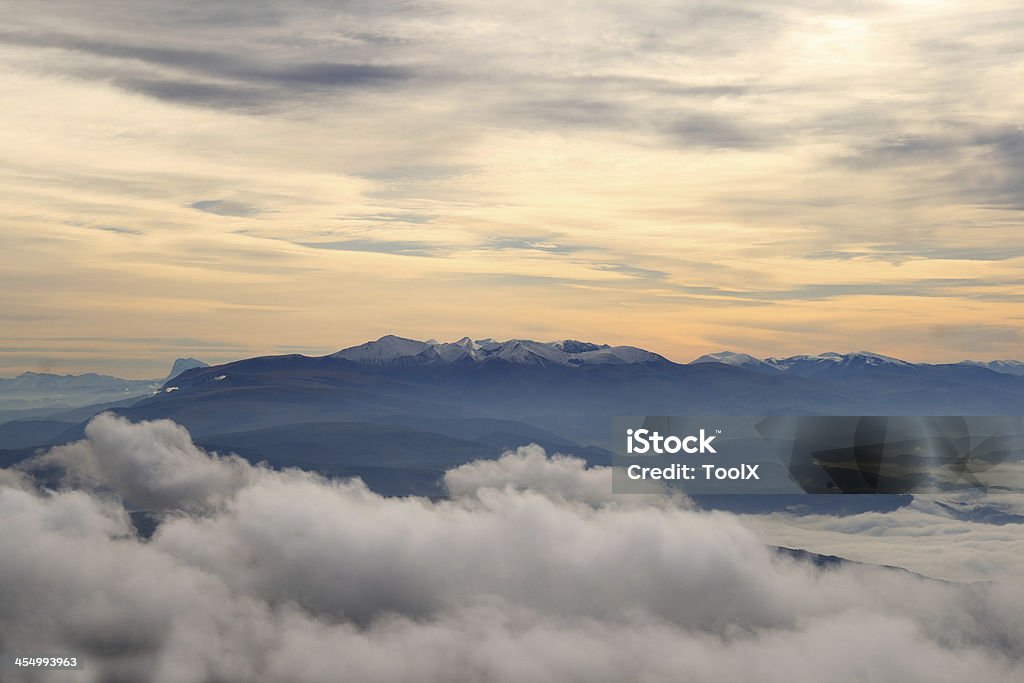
{"left": 331, "top": 335, "right": 665, "bottom": 367}
{"left": 764, "top": 351, "right": 913, "bottom": 372}
{"left": 332, "top": 339, "right": 1024, "bottom": 374}
{"left": 961, "top": 359, "right": 1024, "bottom": 376}
{"left": 693, "top": 350, "right": 918, "bottom": 374}
{"left": 691, "top": 351, "right": 773, "bottom": 370}
{"left": 332, "top": 335, "right": 435, "bottom": 364}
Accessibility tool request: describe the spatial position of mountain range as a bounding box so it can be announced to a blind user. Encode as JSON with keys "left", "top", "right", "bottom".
{"left": 2, "top": 336, "right": 1023, "bottom": 497}
{"left": 693, "top": 350, "right": 1024, "bottom": 376}
{"left": 0, "top": 358, "right": 208, "bottom": 420}
{"left": 336, "top": 336, "right": 1024, "bottom": 376}
{"left": 333, "top": 335, "right": 664, "bottom": 367}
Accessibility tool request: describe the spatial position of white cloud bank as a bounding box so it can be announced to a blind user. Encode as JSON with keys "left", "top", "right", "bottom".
{"left": 745, "top": 494, "right": 1024, "bottom": 583}
{"left": 1, "top": 414, "right": 1022, "bottom": 682}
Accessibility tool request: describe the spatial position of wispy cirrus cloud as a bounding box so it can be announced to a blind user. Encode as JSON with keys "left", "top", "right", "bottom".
{"left": 191, "top": 199, "right": 263, "bottom": 217}
{"left": 1, "top": 0, "right": 1023, "bottom": 372}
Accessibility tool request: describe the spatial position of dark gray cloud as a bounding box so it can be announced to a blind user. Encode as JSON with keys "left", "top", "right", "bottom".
{"left": 0, "top": 28, "right": 415, "bottom": 110}
{"left": 0, "top": 31, "right": 413, "bottom": 85}
{"left": 1, "top": 415, "right": 1021, "bottom": 682}
{"left": 833, "top": 124, "right": 1024, "bottom": 209}
{"left": 120, "top": 77, "right": 274, "bottom": 111}
{"left": 961, "top": 126, "right": 1024, "bottom": 209}
{"left": 0, "top": 8, "right": 778, "bottom": 141}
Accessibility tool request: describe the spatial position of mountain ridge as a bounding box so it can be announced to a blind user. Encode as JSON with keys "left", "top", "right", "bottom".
{"left": 333, "top": 336, "right": 1024, "bottom": 375}
{"left": 331, "top": 334, "right": 666, "bottom": 367}
{"left": 3, "top": 340, "right": 1022, "bottom": 382}
{"left": 692, "top": 349, "right": 1024, "bottom": 377}
{"left": 5, "top": 336, "right": 1024, "bottom": 498}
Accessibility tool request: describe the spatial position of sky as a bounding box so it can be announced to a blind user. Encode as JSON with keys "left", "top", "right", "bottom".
{"left": 1, "top": 0, "right": 1023, "bottom": 377}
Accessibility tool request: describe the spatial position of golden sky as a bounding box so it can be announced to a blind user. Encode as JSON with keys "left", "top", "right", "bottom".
{"left": 1, "top": 0, "right": 1023, "bottom": 377}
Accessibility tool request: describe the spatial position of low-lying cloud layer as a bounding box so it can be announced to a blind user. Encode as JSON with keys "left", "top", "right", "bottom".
{"left": 2, "top": 414, "right": 1022, "bottom": 682}
{"left": 745, "top": 493, "right": 1024, "bottom": 584}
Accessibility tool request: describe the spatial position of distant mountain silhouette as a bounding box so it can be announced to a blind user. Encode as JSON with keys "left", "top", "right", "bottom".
{"left": 166, "top": 357, "right": 209, "bottom": 381}
{"left": 0, "top": 357, "right": 208, "bottom": 419}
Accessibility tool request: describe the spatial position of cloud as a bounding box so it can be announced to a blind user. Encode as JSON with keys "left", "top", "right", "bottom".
{"left": 806, "top": 246, "right": 1024, "bottom": 264}
{"left": 832, "top": 124, "right": 1024, "bottom": 209}
{"left": 483, "top": 237, "right": 582, "bottom": 255}
{"left": 836, "top": 134, "right": 963, "bottom": 170}
{"left": 1, "top": 415, "right": 1022, "bottom": 682}
{"left": 0, "top": 467, "right": 31, "bottom": 490}
{"left": 5, "top": 0, "right": 1024, "bottom": 369}
{"left": 0, "top": 30, "right": 414, "bottom": 105}
{"left": 666, "top": 113, "right": 770, "bottom": 149}
{"left": 123, "top": 78, "right": 274, "bottom": 111}
{"left": 341, "top": 212, "right": 436, "bottom": 224}
{"left": 65, "top": 222, "right": 144, "bottom": 236}
{"left": 744, "top": 493, "right": 1024, "bottom": 583}
{"left": 505, "top": 97, "right": 632, "bottom": 129}
{"left": 190, "top": 199, "right": 262, "bottom": 217}
{"left": 444, "top": 445, "right": 682, "bottom": 506}
{"left": 27, "top": 413, "right": 254, "bottom": 512}
{"left": 296, "top": 238, "right": 440, "bottom": 257}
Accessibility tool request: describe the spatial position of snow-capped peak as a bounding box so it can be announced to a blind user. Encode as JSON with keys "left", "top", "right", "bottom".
{"left": 331, "top": 335, "right": 436, "bottom": 365}
{"left": 331, "top": 336, "right": 665, "bottom": 367}
{"left": 834, "top": 351, "right": 911, "bottom": 368}
{"left": 844, "top": 351, "right": 913, "bottom": 366}
{"left": 552, "top": 340, "right": 608, "bottom": 353}
{"left": 763, "top": 351, "right": 912, "bottom": 370}
{"left": 960, "top": 359, "right": 1024, "bottom": 376}
{"left": 691, "top": 351, "right": 773, "bottom": 369}
{"left": 690, "top": 350, "right": 915, "bottom": 376}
